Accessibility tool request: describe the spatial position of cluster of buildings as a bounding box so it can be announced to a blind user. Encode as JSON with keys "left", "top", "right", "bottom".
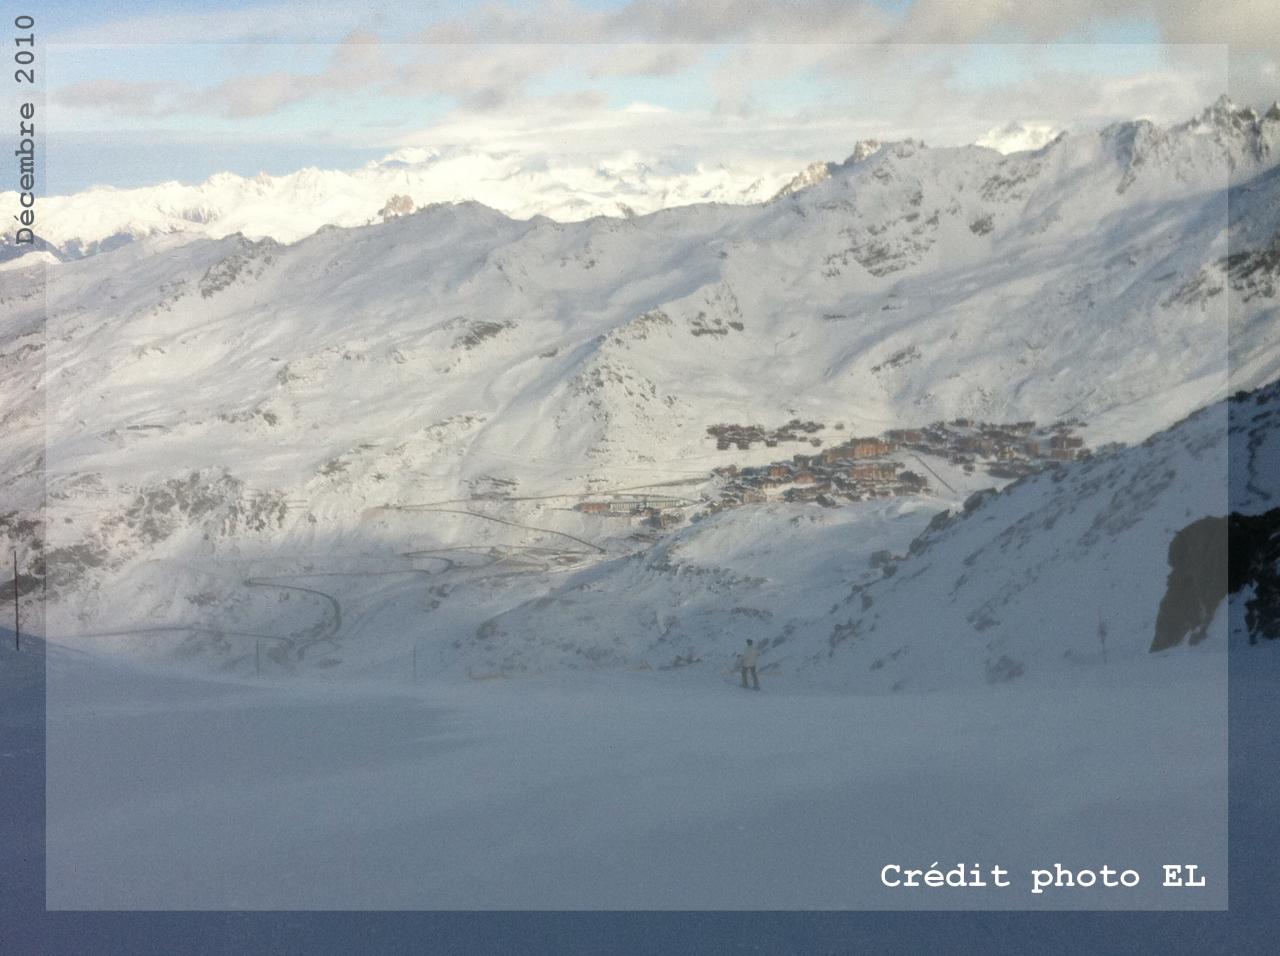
{"left": 883, "top": 419, "right": 1088, "bottom": 478}
{"left": 707, "top": 418, "right": 825, "bottom": 451}
{"left": 574, "top": 416, "right": 1091, "bottom": 529}
{"left": 701, "top": 417, "right": 1090, "bottom": 516}
{"left": 708, "top": 435, "right": 929, "bottom": 512}
{"left": 573, "top": 495, "right": 682, "bottom": 528}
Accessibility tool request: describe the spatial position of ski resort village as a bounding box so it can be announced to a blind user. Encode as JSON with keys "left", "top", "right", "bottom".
{"left": 571, "top": 418, "right": 1090, "bottom": 526}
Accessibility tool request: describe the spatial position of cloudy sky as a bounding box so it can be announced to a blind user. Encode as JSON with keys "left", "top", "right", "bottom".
{"left": 33, "top": 0, "right": 1276, "bottom": 193}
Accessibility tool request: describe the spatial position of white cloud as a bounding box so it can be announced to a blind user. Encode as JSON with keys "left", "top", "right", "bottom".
{"left": 587, "top": 44, "right": 704, "bottom": 79}
{"left": 50, "top": 1, "right": 388, "bottom": 44}
{"left": 203, "top": 71, "right": 314, "bottom": 118}
{"left": 1134, "top": 0, "right": 1278, "bottom": 52}
{"left": 49, "top": 0, "right": 1280, "bottom": 54}
{"left": 51, "top": 80, "right": 178, "bottom": 116}
{"left": 43, "top": 2, "right": 1259, "bottom": 192}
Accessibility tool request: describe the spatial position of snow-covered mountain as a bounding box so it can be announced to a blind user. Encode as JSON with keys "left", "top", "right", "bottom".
{"left": 1, "top": 146, "right": 803, "bottom": 256}
{"left": 976, "top": 121, "right": 1063, "bottom": 154}
{"left": 2, "top": 96, "right": 1277, "bottom": 679}
{"left": 9, "top": 97, "right": 1274, "bottom": 262}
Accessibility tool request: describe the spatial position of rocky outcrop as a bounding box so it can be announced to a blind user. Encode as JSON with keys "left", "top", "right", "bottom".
{"left": 1150, "top": 508, "right": 1280, "bottom": 651}
{"left": 378, "top": 194, "right": 415, "bottom": 220}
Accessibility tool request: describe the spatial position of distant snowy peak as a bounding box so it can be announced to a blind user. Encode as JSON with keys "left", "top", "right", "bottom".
{"left": 9, "top": 148, "right": 803, "bottom": 254}
{"left": 1104, "top": 96, "right": 1280, "bottom": 180}
{"left": 771, "top": 139, "right": 904, "bottom": 199}
{"left": 845, "top": 139, "right": 885, "bottom": 164}
{"left": 772, "top": 160, "right": 834, "bottom": 200}
{"left": 1187, "top": 94, "right": 1280, "bottom": 163}
{"left": 372, "top": 145, "right": 444, "bottom": 168}
{"left": 5, "top": 97, "right": 1277, "bottom": 263}
{"left": 975, "top": 121, "right": 1063, "bottom": 154}
{"left": 1195, "top": 94, "right": 1276, "bottom": 132}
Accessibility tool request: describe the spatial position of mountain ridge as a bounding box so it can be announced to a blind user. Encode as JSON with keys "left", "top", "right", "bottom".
{"left": 6, "top": 96, "right": 1276, "bottom": 263}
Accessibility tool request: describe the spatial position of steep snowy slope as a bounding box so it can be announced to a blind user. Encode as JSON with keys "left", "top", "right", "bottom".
{"left": 818, "top": 378, "right": 1276, "bottom": 678}
{"left": 1, "top": 98, "right": 1276, "bottom": 672}
{"left": 474, "top": 383, "right": 1274, "bottom": 687}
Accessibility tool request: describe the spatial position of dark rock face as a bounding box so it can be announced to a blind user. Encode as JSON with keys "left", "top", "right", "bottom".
{"left": 1152, "top": 516, "right": 1227, "bottom": 651}
{"left": 1151, "top": 509, "right": 1280, "bottom": 651}
{"left": 1229, "top": 510, "right": 1280, "bottom": 644}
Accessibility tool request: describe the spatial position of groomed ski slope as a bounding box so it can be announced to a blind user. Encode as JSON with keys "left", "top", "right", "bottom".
{"left": 42, "top": 633, "right": 1226, "bottom": 911}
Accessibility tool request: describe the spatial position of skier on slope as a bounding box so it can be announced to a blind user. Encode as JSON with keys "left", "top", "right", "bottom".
{"left": 739, "top": 638, "right": 761, "bottom": 690}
